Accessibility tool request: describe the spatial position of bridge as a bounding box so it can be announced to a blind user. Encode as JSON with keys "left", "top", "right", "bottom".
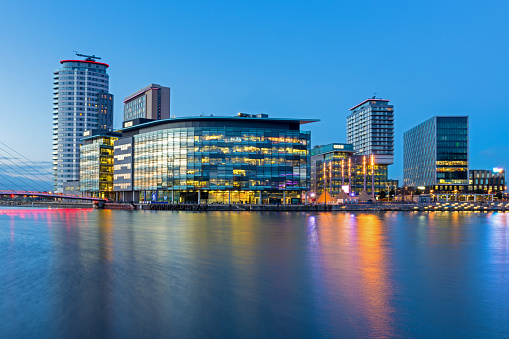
{"left": 0, "top": 141, "right": 105, "bottom": 202}
{"left": 0, "top": 190, "right": 106, "bottom": 201}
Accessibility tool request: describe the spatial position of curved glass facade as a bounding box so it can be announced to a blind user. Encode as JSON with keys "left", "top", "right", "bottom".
{"left": 116, "top": 117, "right": 314, "bottom": 203}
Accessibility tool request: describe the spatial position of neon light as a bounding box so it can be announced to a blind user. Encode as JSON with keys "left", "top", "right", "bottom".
{"left": 493, "top": 167, "right": 503, "bottom": 173}
{"left": 59, "top": 60, "right": 109, "bottom": 68}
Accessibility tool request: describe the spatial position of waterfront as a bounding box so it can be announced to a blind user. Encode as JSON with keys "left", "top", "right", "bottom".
{"left": 0, "top": 208, "right": 508, "bottom": 337}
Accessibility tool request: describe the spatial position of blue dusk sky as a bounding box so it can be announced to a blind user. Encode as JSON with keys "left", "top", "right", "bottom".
{"left": 0, "top": 0, "right": 508, "bottom": 185}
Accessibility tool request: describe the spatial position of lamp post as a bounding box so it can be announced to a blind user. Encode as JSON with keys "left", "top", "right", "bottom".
{"left": 363, "top": 155, "right": 366, "bottom": 192}
{"left": 348, "top": 157, "right": 352, "bottom": 196}
{"left": 371, "top": 154, "right": 375, "bottom": 199}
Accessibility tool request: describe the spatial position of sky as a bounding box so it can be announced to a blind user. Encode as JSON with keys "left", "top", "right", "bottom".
{"left": 0, "top": 0, "right": 508, "bottom": 186}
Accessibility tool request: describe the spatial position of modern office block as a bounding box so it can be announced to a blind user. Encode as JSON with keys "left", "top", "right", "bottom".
{"left": 52, "top": 55, "right": 113, "bottom": 192}
{"left": 311, "top": 143, "right": 397, "bottom": 198}
{"left": 113, "top": 137, "right": 134, "bottom": 201}
{"left": 79, "top": 129, "right": 121, "bottom": 199}
{"left": 113, "top": 114, "right": 317, "bottom": 204}
{"left": 347, "top": 98, "right": 394, "bottom": 165}
{"left": 123, "top": 84, "right": 170, "bottom": 122}
{"left": 403, "top": 116, "right": 468, "bottom": 193}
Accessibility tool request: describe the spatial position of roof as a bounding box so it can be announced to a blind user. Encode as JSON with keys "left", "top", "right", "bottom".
{"left": 120, "top": 116, "right": 319, "bottom": 132}
{"left": 60, "top": 59, "right": 110, "bottom": 68}
{"left": 311, "top": 143, "right": 354, "bottom": 156}
{"left": 358, "top": 190, "right": 372, "bottom": 201}
{"left": 349, "top": 98, "right": 390, "bottom": 111}
{"left": 335, "top": 190, "right": 350, "bottom": 200}
{"left": 123, "top": 84, "right": 166, "bottom": 102}
{"left": 316, "top": 191, "right": 334, "bottom": 203}
{"left": 82, "top": 129, "right": 122, "bottom": 140}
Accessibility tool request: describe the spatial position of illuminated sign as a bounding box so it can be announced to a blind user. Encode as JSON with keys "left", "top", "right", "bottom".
{"left": 83, "top": 131, "right": 90, "bottom": 136}
{"left": 124, "top": 121, "right": 133, "bottom": 128}
{"left": 417, "top": 186, "right": 426, "bottom": 190}
{"left": 493, "top": 167, "right": 503, "bottom": 173}
{"left": 342, "top": 185, "right": 350, "bottom": 194}
{"left": 333, "top": 144, "right": 344, "bottom": 149}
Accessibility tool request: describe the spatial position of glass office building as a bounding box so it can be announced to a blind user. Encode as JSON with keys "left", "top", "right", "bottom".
{"left": 80, "top": 130, "right": 121, "bottom": 199}
{"left": 114, "top": 114, "right": 317, "bottom": 203}
{"left": 311, "top": 143, "right": 397, "bottom": 197}
{"left": 404, "top": 116, "right": 468, "bottom": 193}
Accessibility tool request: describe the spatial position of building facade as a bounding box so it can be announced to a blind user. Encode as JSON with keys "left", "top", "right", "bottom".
{"left": 347, "top": 98, "right": 394, "bottom": 165}
{"left": 123, "top": 84, "right": 170, "bottom": 122}
{"left": 311, "top": 143, "right": 397, "bottom": 198}
{"left": 469, "top": 169, "right": 506, "bottom": 194}
{"left": 404, "top": 116, "right": 469, "bottom": 193}
{"left": 113, "top": 114, "right": 317, "bottom": 204}
{"left": 52, "top": 56, "right": 113, "bottom": 192}
{"left": 80, "top": 130, "right": 121, "bottom": 199}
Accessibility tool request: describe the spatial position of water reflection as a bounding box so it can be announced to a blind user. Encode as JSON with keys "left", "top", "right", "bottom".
{"left": 310, "top": 214, "right": 395, "bottom": 337}
{"left": 0, "top": 208, "right": 508, "bottom": 337}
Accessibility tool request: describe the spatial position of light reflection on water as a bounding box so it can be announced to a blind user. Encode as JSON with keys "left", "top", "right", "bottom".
{"left": 0, "top": 208, "right": 508, "bottom": 337}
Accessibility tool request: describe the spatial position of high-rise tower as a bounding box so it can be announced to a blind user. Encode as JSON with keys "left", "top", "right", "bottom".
{"left": 347, "top": 98, "right": 394, "bottom": 165}
{"left": 52, "top": 54, "right": 113, "bottom": 192}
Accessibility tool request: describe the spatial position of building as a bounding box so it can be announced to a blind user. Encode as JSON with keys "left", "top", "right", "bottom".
{"left": 311, "top": 143, "right": 398, "bottom": 199}
{"left": 52, "top": 54, "right": 113, "bottom": 192}
{"left": 123, "top": 84, "right": 170, "bottom": 122}
{"left": 469, "top": 169, "right": 506, "bottom": 194}
{"left": 347, "top": 98, "right": 394, "bottom": 165}
{"left": 113, "top": 114, "right": 317, "bottom": 203}
{"left": 403, "top": 116, "right": 469, "bottom": 194}
{"left": 80, "top": 129, "right": 121, "bottom": 199}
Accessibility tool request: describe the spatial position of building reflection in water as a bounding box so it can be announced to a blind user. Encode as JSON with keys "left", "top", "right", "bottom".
{"left": 2, "top": 208, "right": 509, "bottom": 337}
{"left": 309, "top": 213, "right": 395, "bottom": 337}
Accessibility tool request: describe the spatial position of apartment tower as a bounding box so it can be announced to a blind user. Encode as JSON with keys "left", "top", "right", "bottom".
{"left": 52, "top": 54, "right": 113, "bottom": 192}
{"left": 347, "top": 97, "right": 394, "bottom": 165}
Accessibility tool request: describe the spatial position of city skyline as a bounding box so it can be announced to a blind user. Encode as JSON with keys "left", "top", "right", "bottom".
{"left": 1, "top": 0, "right": 508, "bottom": 185}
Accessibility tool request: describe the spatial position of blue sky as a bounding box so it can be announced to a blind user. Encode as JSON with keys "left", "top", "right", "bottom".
{"left": 0, "top": 0, "right": 508, "bottom": 184}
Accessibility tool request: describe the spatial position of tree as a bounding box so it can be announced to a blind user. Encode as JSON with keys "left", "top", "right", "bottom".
{"left": 379, "top": 190, "right": 386, "bottom": 200}
{"left": 415, "top": 189, "right": 422, "bottom": 195}
{"left": 496, "top": 192, "right": 503, "bottom": 200}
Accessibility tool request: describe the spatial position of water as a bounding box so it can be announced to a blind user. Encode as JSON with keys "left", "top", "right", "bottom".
{"left": 0, "top": 208, "right": 508, "bottom": 338}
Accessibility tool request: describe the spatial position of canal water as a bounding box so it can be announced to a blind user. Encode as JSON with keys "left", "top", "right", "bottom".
{"left": 0, "top": 208, "right": 508, "bottom": 338}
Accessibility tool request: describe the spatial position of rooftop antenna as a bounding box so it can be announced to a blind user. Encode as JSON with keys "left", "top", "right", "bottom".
{"left": 372, "top": 93, "right": 377, "bottom": 99}
{"left": 74, "top": 51, "right": 102, "bottom": 61}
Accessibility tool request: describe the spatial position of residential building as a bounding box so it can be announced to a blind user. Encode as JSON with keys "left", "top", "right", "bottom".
{"left": 80, "top": 129, "right": 121, "bottom": 199}
{"left": 469, "top": 169, "right": 506, "bottom": 194}
{"left": 347, "top": 98, "right": 394, "bottom": 165}
{"left": 52, "top": 55, "right": 113, "bottom": 192}
{"left": 113, "top": 113, "right": 317, "bottom": 203}
{"left": 123, "top": 84, "right": 170, "bottom": 122}
{"left": 403, "top": 116, "right": 469, "bottom": 193}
